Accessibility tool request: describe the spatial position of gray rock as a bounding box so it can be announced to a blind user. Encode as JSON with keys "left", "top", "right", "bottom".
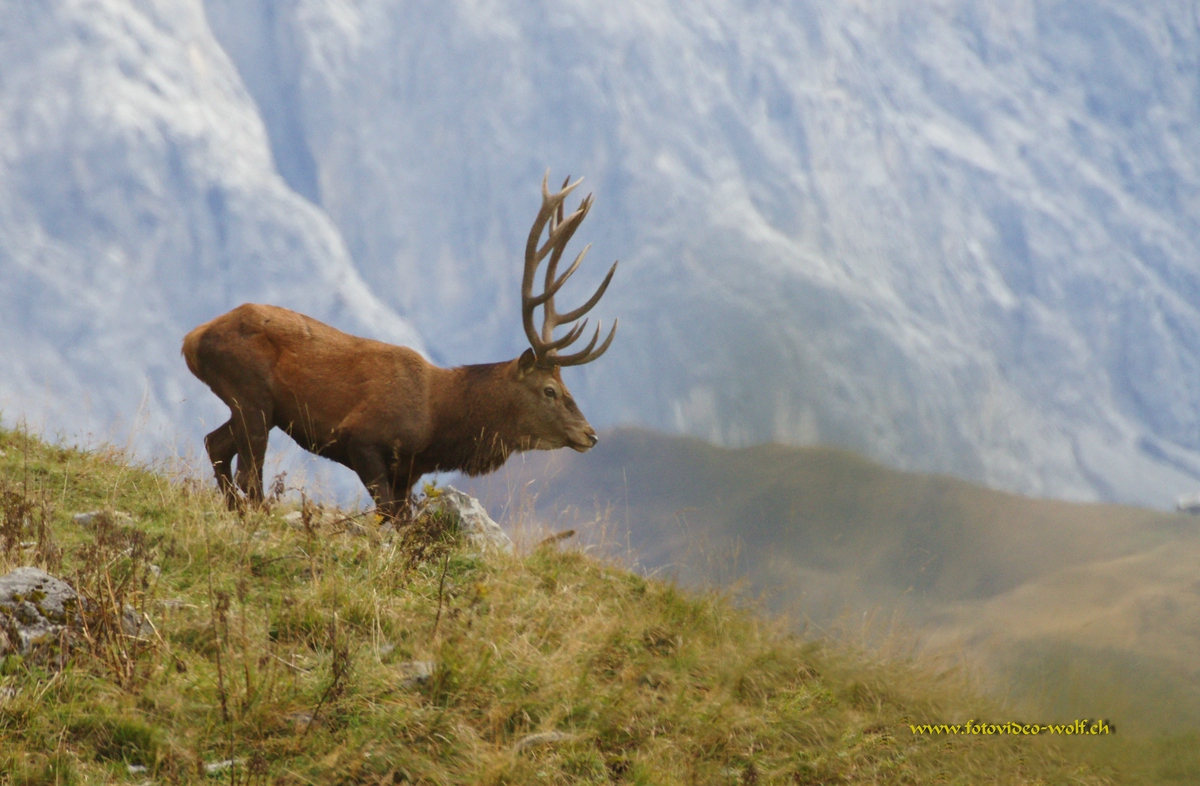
{"left": 0, "top": 567, "right": 81, "bottom": 655}
{"left": 515, "top": 731, "right": 577, "bottom": 751}
{"left": 0, "top": 568, "right": 152, "bottom": 656}
{"left": 397, "top": 660, "right": 435, "bottom": 689}
{"left": 120, "top": 607, "right": 153, "bottom": 639}
{"left": 204, "top": 759, "right": 242, "bottom": 774}
{"left": 72, "top": 510, "right": 133, "bottom": 528}
{"left": 1177, "top": 492, "right": 1200, "bottom": 514}
{"left": 427, "top": 487, "right": 513, "bottom": 554}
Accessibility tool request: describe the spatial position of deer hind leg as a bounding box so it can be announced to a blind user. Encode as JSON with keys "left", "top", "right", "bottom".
{"left": 204, "top": 420, "right": 239, "bottom": 509}
{"left": 231, "top": 406, "right": 272, "bottom": 507}
{"left": 346, "top": 440, "right": 400, "bottom": 520}
{"left": 386, "top": 456, "right": 420, "bottom": 522}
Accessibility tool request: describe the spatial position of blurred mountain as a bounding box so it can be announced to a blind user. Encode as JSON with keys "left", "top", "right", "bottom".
{"left": 0, "top": 1, "right": 421, "bottom": 452}
{"left": 4, "top": 1, "right": 1200, "bottom": 505}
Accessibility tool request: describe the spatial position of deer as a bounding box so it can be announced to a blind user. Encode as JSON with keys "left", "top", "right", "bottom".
{"left": 182, "top": 173, "right": 617, "bottom": 518}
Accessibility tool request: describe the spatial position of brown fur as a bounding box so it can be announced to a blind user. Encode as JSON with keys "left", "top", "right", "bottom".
{"left": 182, "top": 303, "right": 599, "bottom": 515}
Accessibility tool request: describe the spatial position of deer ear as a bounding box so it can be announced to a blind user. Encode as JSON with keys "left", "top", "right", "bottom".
{"left": 517, "top": 348, "right": 538, "bottom": 378}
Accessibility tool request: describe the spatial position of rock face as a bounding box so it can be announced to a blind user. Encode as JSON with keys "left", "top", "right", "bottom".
{"left": 0, "top": 567, "right": 81, "bottom": 656}
{"left": 427, "top": 487, "right": 514, "bottom": 554}
{"left": 0, "top": 0, "right": 422, "bottom": 462}
{"left": 3, "top": 1, "right": 1200, "bottom": 506}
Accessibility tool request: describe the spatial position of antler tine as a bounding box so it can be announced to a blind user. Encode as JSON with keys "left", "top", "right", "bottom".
{"left": 547, "top": 175, "right": 568, "bottom": 241}
{"left": 554, "top": 259, "right": 617, "bottom": 325}
{"left": 528, "top": 172, "right": 583, "bottom": 266}
{"left": 540, "top": 216, "right": 591, "bottom": 346}
{"left": 542, "top": 318, "right": 589, "bottom": 352}
{"left": 520, "top": 170, "right": 616, "bottom": 367}
{"left": 554, "top": 175, "right": 569, "bottom": 227}
{"left": 523, "top": 172, "right": 582, "bottom": 350}
{"left": 542, "top": 196, "right": 591, "bottom": 295}
{"left": 552, "top": 318, "right": 619, "bottom": 367}
{"left": 524, "top": 244, "right": 590, "bottom": 311}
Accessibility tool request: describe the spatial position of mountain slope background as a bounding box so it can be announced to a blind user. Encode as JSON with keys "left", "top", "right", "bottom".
{"left": 4, "top": 0, "right": 1200, "bottom": 507}
{"left": 0, "top": 1, "right": 422, "bottom": 452}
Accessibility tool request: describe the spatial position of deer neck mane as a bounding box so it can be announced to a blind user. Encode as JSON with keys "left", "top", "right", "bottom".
{"left": 426, "top": 360, "right": 525, "bottom": 476}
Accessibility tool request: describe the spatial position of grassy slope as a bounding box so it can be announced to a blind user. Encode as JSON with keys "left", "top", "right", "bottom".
{"left": 0, "top": 427, "right": 1120, "bottom": 785}
{"left": 462, "top": 428, "right": 1200, "bottom": 745}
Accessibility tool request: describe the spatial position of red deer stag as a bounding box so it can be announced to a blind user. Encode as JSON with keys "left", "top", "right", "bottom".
{"left": 182, "top": 173, "right": 617, "bottom": 517}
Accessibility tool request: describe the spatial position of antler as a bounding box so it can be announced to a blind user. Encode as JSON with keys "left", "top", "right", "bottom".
{"left": 521, "top": 171, "right": 618, "bottom": 367}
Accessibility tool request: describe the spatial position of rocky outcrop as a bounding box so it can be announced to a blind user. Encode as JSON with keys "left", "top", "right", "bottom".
{"left": 426, "top": 487, "right": 513, "bottom": 554}
{"left": 0, "top": 566, "right": 152, "bottom": 660}
{"left": 0, "top": 567, "right": 81, "bottom": 656}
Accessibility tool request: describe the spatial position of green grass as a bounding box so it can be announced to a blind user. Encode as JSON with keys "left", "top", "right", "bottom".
{"left": 0, "top": 427, "right": 1123, "bottom": 784}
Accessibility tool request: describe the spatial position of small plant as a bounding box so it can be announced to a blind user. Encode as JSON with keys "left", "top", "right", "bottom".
{"left": 70, "top": 511, "right": 160, "bottom": 689}
{"left": 0, "top": 476, "right": 61, "bottom": 573}
{"left": 395, "top": 494, "right": 461, "bottom": 571}
{"left": 303, "top": 612, "right": 352, "bottom": 735}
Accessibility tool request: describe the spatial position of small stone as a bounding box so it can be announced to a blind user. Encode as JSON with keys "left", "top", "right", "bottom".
{"left": 397, "top": 660, "right": 434, "bottom": 688}
{"left": 515, "top": 731, "right": 576, "bottom": 751}
{"left": 205, "top": 759, "right": 241, "bottom": 774}
{"left": 72, "top": 510, "right": 133, "bottom": 528}
{"left": 120, "top": 607, "right": 154, "bottom": 638}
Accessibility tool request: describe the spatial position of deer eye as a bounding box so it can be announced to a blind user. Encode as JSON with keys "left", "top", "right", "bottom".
{"left": 543, "top": 387, "right": 557, "bottom": 399}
